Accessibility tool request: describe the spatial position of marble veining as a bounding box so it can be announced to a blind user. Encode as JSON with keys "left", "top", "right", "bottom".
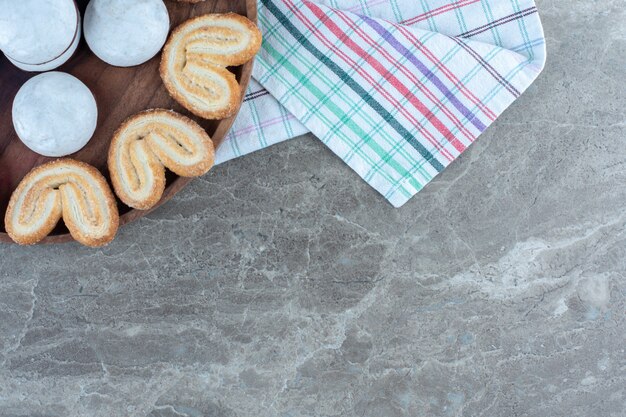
{"left": 0, "top": 1, "right": 625, "bottom": 416}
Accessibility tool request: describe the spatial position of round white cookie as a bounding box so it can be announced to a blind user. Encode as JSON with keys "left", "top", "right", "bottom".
{"left": 12, "top": 72, "right": 98, "bottom": 157}
{"left": 84, "top": 0, "right": 170, "bottom": 67}
{"left": 0, "top": 0, "right": 79, "bottom": 70}
{"left": 6, "top": 22, "right": 82, "bottom": 72}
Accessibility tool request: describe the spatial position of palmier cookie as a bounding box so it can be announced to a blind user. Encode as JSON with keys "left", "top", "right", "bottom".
{"left": 160, "top": 13, "right": 262, "bottom": 120}
{"left": 108, "top": 109, "right": 215, "bottom": 210}
{"left": 4, "top": 159, "right": 119, "bottom": 247}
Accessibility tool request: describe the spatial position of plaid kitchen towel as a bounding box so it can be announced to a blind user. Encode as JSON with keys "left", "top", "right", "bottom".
{"left": 216, "top": 0, "right": 546, "bottom": 207}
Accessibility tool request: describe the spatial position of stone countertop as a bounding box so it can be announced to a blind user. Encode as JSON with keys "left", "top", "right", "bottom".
{"left": 1, "top": 1, "right": 624, "bottom": 416}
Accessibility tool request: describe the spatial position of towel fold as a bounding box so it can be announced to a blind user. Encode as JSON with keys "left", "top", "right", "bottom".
{"left": 216, "top": 0, "right": 546, "bottom": 207}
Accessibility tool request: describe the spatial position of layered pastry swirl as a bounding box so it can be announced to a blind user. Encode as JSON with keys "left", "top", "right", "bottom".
{"left": 108, "top": 109, "right": 215, "bottom": 210}
{"left": 4, "top": 159, "right": 119, "bottom": 247}
{"left": 160, "top": 13, "right": 262, "bottom": 119}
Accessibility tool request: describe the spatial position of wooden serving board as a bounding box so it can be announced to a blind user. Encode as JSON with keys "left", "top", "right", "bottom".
{"left": 0, "top": 0, "right": 257, "bottom": 244}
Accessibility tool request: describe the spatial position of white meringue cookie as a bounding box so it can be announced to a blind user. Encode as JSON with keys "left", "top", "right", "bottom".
{"left": 12, "top": 72, "right": 98, "bottom": 157}
{"left": 84, "top": 0, "right": 170, "bottom": 67}
{"left": 0, "top": 0, "right": 79, "bottom": 71}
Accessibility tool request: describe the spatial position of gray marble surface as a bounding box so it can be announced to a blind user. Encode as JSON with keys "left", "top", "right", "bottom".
{"left": 1, "top": 1, "right": 625, "bottom": 416}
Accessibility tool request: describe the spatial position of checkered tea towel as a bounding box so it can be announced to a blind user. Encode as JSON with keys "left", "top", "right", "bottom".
{"left": 216, "top": 0, "right": 546, "bottom": 207}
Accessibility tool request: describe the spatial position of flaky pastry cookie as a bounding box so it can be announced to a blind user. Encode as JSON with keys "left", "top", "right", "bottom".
{"left": 4, "top": 159, "right": 119, "bottom": 247}
{"left": 160, "top": 13, "right": 262, "bottom": 119}
{"left": 108, "top": 109, "right": 215, "bottom": 210}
